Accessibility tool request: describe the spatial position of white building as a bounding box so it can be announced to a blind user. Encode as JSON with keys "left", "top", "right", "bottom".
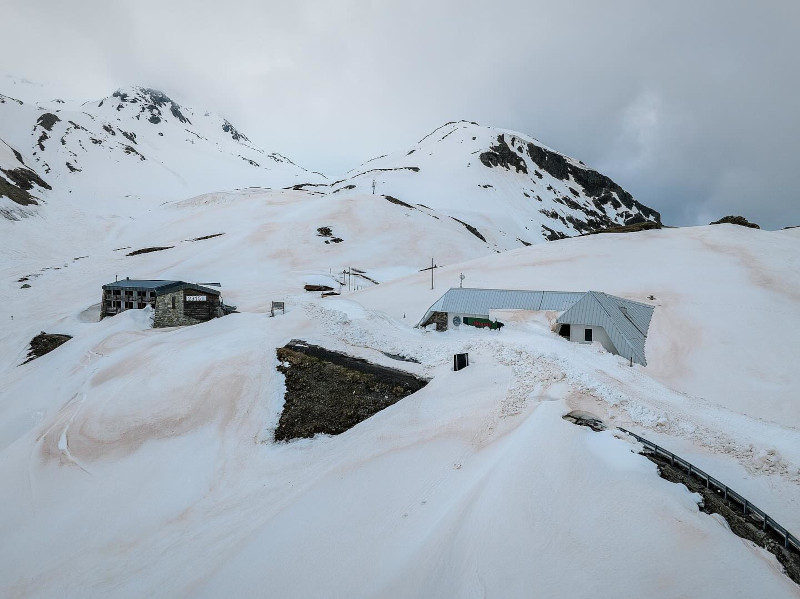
{"left": 418, "top": 288, "right": 655, "bottom": 365}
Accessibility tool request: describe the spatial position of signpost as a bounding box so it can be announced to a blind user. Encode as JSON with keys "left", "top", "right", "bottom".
{"left": 270, "top": 301, "right": 285, "bottom": 317}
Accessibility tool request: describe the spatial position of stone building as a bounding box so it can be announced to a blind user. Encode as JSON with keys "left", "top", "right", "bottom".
{"left": 101, "top": 279, "right": 226, "bottom": 327}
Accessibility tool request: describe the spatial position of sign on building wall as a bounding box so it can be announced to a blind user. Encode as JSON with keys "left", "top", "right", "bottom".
{"left": 186, "top": 295, "right": 207, "bottom": 301}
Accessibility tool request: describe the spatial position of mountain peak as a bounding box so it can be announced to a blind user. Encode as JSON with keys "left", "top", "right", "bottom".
{"left": 331, "top": 120, "right": 660, "bottom": 247}
{"left": 109, "top": 86, "right": 191, "bottom": 125}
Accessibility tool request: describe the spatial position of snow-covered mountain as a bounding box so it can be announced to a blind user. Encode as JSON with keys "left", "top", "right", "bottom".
{"left": 0, "top": 83, "right": 323, "bottom": 220}
{"left": 3, "top": 77, "right": 798, "bottom": 597}
{"left": 323, "top": 120, "right": 660, "bottom": 248}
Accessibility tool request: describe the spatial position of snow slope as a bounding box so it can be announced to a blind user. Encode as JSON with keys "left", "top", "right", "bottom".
{"left": 326, "top": 120, "right": 661, "bottom": 248}
{"left": 359, "top": 224, "right": 800, "bottom": 429}
{"left": 0, "top": 182, "right": 798, "bottom": 596}
{"left": 0, "top": 81, "right": 323, "bottom": 222}
{"left": 0, "top": 76, "right": 797, "bottom": 597}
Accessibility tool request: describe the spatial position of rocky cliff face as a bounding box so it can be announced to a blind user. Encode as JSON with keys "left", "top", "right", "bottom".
{"left": 0, "top": 135, "right": 50, "bottom": 220}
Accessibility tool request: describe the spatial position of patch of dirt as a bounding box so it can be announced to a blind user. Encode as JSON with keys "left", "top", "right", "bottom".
{"left": 646, "top": 451, "right": 800, "bottom": 586}
{"left": 1, "top": 166, "right": 51, "bottom": 192}
{"left": 23, "top": 332, "right": 72, "bottom": 364}
{"left": 317, "top": 225, "right": 344, "bottom": 243}
{"left": 36, "top": 113, "right": 60, "bottom": 132}
{"left": 189, "top": 233, "right": 225, "bottom": 241}
{"left": 126, "top": 246, "right": 174, "bottom": 256}
{"left": 451, "top": 217, "right": 487, "bottom": 242}
{"left": 384, "top": 195, "right": 414, "bottom": 209}
{"left": 584, "top": 221, "right": 662, "bottom": 235}
{"left": 541, "top": 225, "right": 568, "bottom": 241}
{"left": 274, "top": 341, "right": 428, "bottom": 441}
{"left": 480, "top": 135, "right": 528, "bottom": 174}
{"left": 123, "top": 145, "right": 145, "bottom": 161}
{"left": 381, "top": 351, "right": 421, "bottom": 364}
{"left": 710, "top": 215, "right": 760, "bottom": 229}
{"left": 304, "top": 284, "right": 334, "bottom": 292}
{"left": 562, "top": 410, "right": 606, "bottom": 431}
{"left": 0, "top": 172, "right": 38, "bottom": 206}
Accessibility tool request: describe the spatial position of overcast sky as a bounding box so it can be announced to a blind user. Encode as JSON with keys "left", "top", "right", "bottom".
{"left": 3, "top": 0, "right": 798, "bottom": 228}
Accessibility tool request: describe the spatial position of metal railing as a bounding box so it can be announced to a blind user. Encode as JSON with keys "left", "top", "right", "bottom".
{"left": 618, "top": 427, "right": 800, "bottom": 553}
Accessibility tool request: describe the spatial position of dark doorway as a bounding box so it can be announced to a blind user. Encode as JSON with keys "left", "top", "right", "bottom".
{"left": 559, "top": 324, "right": 571, "bottom": 338}
{"left": 584, "top": 328, "right": 593, "bottom": 342}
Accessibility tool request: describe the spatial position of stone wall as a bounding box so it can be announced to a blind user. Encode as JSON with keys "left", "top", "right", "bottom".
{"left": 420, "top": 311, "right": 448, "bottom": 331}
{"left": 153, "top": 290, "right": 202, "bottom": 328}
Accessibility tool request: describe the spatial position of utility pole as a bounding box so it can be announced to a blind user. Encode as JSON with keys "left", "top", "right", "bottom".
{"left": 372, "top": 179, "right": 376, "bottom": 195}
{"left": 420, "top": 259, "right": 439, "bottom": 289}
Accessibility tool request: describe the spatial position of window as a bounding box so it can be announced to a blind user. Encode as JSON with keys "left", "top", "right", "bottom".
{"left": 559, "top": 324, "right": 570, "bottom": 338}
{"left": 138, "top": 302, "right": 146, "bottom": 309}
{"left": 171, "top": 296, "right": 176, "bottom": 309}
{"left": 125, "top": 301, "right": 133, "bottom": 309}
{"left": 584, "top": 328, "right": 593, "bottom": 342}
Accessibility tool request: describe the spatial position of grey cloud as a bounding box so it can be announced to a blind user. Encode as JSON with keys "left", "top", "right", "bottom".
{"left": 2, "top": 0, "right": 798, "bottom": 228}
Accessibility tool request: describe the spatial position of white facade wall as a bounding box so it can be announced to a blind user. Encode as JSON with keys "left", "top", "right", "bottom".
{"left": 449, "top": 313, "right": 622, "bottom": 359}
{"left": 568, "top": 325, "right": 617, "bottom": 356}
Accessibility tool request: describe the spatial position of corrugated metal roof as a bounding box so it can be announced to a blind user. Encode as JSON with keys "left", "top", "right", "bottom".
{"left": 556, "top": 291, "right": 654, "bottom": 366}
{"left": 418, "top": 288, "right": 584, "bottom": 325}
{"left": 540, "top": 291, "right": 586, "bottom": 311}
{"left": 419, "top": 287, "right": 655, "bottom": 366}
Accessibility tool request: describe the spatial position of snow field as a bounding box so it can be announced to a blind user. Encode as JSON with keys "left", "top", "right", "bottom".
{"left": 0, "top": 173, "right": 798, "bottom": 596}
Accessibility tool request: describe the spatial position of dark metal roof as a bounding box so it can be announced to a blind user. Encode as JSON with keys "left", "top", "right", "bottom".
{"left": 102, "top": 279, "right": 221, "bottom": 296}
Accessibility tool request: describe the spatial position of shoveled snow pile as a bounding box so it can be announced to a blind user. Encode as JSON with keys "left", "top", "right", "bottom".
{"left": 0, "top": 200, "right": 798, "bottom": 597}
